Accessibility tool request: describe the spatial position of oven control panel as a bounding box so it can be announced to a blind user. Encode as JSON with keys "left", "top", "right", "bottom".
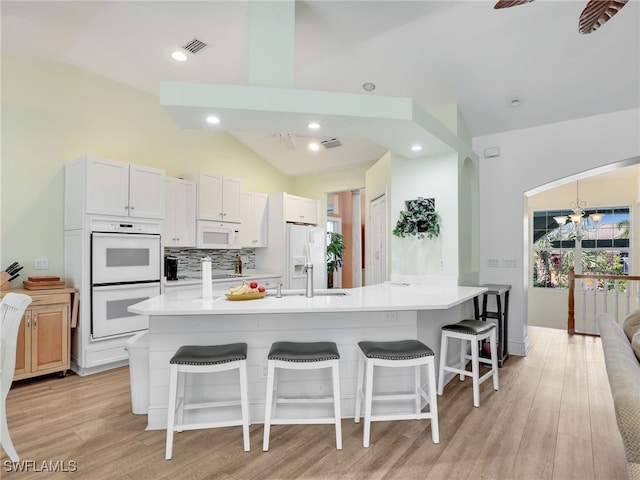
{"left": 90, "top": 217, "right": 162, "bottom": 235}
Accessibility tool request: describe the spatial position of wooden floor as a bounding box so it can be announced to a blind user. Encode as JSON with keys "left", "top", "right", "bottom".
{"left": 2, "top": 326, "right": 628, "bottom": 479}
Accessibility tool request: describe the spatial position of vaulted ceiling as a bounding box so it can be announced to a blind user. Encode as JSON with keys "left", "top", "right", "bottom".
{"left": 2, "top": 1, "right": 638, "bottom": 175}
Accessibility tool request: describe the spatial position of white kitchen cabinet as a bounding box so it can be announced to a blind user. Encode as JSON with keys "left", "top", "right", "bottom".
{"left": 240, "top": 191, "right": 268, "bottom": 247}
{"left": 83, "top": 156, "right": 165, "bottom": 219}
{"left": 184, "top": 172, "right": 242, "bottom": 223}
{"left": 284, "top": 193, "right": 319, "bottom": 225}
{"left": 164, "top": 177, "right": 196, "bottom": 247}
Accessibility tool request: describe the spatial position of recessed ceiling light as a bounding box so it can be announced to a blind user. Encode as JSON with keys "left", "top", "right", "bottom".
{"left": 508, "top": 97, "right": 523, "bottom": 107}
{"left": 308, "top": 143, "right": 320, "bottom": 151}
{"left": 362, "top": 82, "right": 376, "bottom": 92}
{"left": 206, "top": 115, "right": 220, "bottom": 124}
{"left": 171, "top": 50, "right": 188, "bottom": 62}
{"left": 308, "top": 122, "right": 321, "bottom": 130}
{"left": 411, "top": 144, "right": 423, "bottom": 152}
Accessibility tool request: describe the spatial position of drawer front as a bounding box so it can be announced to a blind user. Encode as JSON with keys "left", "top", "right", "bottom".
{"left": 29, "top": 293, "right": 70, "bottom": 306}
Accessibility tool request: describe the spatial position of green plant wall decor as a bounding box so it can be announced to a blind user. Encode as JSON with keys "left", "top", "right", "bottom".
{"left": 392, "top": 197, "right": 440, "bottom": 239}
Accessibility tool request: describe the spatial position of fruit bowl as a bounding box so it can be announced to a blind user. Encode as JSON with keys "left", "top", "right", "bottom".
{"left": 225, "top": 291, "right": 267, "bottom": 301}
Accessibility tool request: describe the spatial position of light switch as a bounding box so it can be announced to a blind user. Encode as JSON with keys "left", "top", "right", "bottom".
{"left": 34, "top": 258, "right": 48, "bottom": 270}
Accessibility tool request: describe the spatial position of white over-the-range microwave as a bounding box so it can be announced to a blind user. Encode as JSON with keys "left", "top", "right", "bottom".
{"left": 196, "top": 220, "right": 242, "bottom": 249}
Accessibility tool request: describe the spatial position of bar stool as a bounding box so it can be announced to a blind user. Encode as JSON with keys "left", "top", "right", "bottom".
{"left": 354, "top": 339, "right": 439, "bottom": 447}
{"left": 165, "top": 343, "right": 250, "bottom": 460}
{"left": 437, "top": 320, "right": 499, "bottom": 407}
{"left": 262, "top": 341, "right": 342, "bottom": 451}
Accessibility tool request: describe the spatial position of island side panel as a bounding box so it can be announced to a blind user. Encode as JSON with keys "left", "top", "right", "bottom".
{"left": 146, "top": 310, "right": 423, "bottom": 430}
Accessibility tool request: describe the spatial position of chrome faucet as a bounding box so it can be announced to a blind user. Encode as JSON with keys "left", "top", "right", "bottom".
{"left": 304, "top": 263, "right": 314, "bottom": 298}
{"left": 276, "top": 282, "right": 283, "bottom": 298}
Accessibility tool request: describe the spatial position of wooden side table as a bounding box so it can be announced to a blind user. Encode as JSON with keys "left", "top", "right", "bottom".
{"left": 0, "top": 287, "right": 78, "bottom": 380}
{"left": 473, "top": 284, "right": 511, "bottom": 367}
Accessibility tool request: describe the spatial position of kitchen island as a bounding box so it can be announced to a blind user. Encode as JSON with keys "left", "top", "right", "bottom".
{"left": 129, "top": 282, "right": 486, "bottom": 430}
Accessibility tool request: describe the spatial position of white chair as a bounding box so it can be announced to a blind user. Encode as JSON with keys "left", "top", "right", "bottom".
{"left": 354, "top": 339, "right": 439, "bottom": 447}
{"left": 263, "top": 341, "right": 342, "bottom": 451}
{"left": 1, "top": 293, "right": 33, "bottom": 462}
{"left": 437, "top": 319, "right": 499, "bottom": 407}
{"left": 165, "top": 343, "right": 251, "bottom": 460}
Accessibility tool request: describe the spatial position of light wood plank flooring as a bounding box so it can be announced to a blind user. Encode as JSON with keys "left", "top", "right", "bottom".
{"left": 2, "top": 327, "right": 628, "bottom": 479}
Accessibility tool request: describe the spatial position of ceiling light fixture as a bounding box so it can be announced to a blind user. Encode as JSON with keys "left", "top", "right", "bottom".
{"left": 411, "top": 144, "right": 423, "bottom": 152}
{"left": 206, "top": 115, "right": 220, "bottom": 124}
{"left": 307, "top": 122, "right": 321, "bottom": 130}
{"left": 508, "top": 97, "right": 523, "bottom": 107}
{"left": 308, "top": 143, "right": 320, "bottom": 151}
{"left": 171, "top": 50, "right": 188, "bottom": 62}
{"left": 362, "top": 82, "right": 376, "bottom": 92}
{"left": 553, "top": 180, "right": 603, "bottom": 239}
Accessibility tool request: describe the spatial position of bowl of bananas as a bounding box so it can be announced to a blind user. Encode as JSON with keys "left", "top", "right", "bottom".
{"left": 225, "top": 281, "right": 267, "bottom": 301}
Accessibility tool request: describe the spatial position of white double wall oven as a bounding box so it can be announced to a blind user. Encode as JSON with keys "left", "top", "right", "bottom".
{"left": 90, "top": 223, "right": 161, "bottom": 339}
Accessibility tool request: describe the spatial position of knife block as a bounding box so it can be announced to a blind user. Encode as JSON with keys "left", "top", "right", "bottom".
{"left": 1, "top": 271, "right": 12, "bottom": 291}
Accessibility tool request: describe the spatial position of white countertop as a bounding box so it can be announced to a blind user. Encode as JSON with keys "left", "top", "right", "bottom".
{"left": 130, "top": 282, "right": 487, "bottom": 315}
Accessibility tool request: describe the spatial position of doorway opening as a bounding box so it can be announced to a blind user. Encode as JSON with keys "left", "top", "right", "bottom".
{"left": 326, "top": 189, "right": 365, "bottom": 288}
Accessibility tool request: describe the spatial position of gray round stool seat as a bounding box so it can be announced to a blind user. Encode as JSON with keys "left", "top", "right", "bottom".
{"left": 268, "top": 341, "right": 340, "bottom": 362}
{"left": 263, "top": 340, "right": 342, "bottom": 451}
{"left": 170, "top": 343, "right": 247, "bottom": 365}
{"left": 358, "top": 339, "right": 434, "bottom": 360}
{"left": 441, "top": 319, "right": 496, "bottom": 336}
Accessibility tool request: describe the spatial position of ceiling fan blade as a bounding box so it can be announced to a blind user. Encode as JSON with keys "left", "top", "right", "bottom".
{"left": 579, "top": 0, "right": 628, "bottom": 34}
{"left": 494, "top": 0, "right": 535, "bottom": 9}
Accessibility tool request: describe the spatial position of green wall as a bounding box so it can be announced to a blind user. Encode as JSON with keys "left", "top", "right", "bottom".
{"left": 0, "top": 57, "right": 293, "bottom": 279}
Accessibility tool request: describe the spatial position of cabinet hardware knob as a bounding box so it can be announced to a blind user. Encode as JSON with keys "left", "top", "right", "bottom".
{"left": 33, "top": 315, "right": 37, "bottom": 328}
{"left": 130, "top": 206, "right": 135, "bottom": 210}
{"left": 26, "top": 318, "right": 30, "bottom": 328}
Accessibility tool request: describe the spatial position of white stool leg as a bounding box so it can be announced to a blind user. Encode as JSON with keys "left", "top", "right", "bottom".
{"left": 262, "top": 360, "right": 276, "bottom": 451}
{"left": 363, "top": 358, "right": 374, "bottom": 448}
{"left": 471, "top": 337, "right": 480, "bottom": 407}
{"left": 239, "top": 361, "right": 251, "bottom": 452}
{"left": 490, "top": 329, "right": 500, "bottom": 391}
{"left": 165, "top": 364, "right": 179, "bottom": 460}
{"left": 414, "top": 364, "right": 421, "bottom": 415}
{"left": 426, "top": 357, "right": 439, "bottom": 444}
{"left": 176, "top": 370, "right": 186, "bottom": 432}
{"left": 354, "top": 351, "right": 365, "bottom": 423}
{"left": 459, "top": 337, "right": 467, "bottom": 381}
{"left": 332, "top": 360, "right": 342, "bottom": 450}
{"left": 437, "top": 332, "right": 448, "bottom": 396}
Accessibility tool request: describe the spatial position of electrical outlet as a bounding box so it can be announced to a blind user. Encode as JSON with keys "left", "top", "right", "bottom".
{"left": 503, "top": 258, "right": 517, "bottom": 268}
{"left": 259, "top": 364, "right": 268, "bottom": 380}
{"left": 34, "top": 258, "right": 48, "bottom": 270}
{"left": 383, "top": 312, "right": 398, "bottom": 323}
{"left": 487, "top": 258, "right": 501, "bottom": 268}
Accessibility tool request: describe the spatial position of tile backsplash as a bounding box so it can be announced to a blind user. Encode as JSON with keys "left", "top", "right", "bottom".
{"left": 164, "top": 248, "right": 255, "bottom": 274}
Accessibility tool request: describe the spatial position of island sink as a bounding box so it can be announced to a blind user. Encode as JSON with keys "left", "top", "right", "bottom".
{"left": 267, "top": 289, "right": 348, "bottom": 297}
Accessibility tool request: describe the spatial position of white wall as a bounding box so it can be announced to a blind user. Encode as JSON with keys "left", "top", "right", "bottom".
{"left": 390, "top": 152, "right": 460, "bottom": 279}
{"left": 473, "top": 108, "right": 640, "bottom": 355}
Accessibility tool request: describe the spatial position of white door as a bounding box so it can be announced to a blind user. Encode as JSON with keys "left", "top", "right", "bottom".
{"left": 369, "top": 194, "right": 387, "bottom": 285}
{"left": 129, "top": 164, "right": 165, "bottom": 219}
{"left": 86, "top": 157, "right": 130, "bottom": 217}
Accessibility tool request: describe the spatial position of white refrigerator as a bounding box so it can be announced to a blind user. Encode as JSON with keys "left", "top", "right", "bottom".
{"left": 285, "top": 223, "right": 327, "bottom": 289}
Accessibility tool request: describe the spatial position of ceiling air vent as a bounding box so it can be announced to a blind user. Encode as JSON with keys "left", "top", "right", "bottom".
{"left": 321, "top": 138, "right": 342, "bottom": 149}
{"left": 182, "top": 38, "right": 208, "bottom": 55}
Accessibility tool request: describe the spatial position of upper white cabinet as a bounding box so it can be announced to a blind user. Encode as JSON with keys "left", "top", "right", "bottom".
{"left": 184, "top": 172, "right": 242, "bottom": 223}
{"left": 164, "top": 177, "right": 196, "bottom": 247}
{"left": 284, "top": 193, "right": 319, "bottom": 225}
{"left": 64, "top": 156, "right": 165, "bottom": 229}
{"left": 240, "top": 191, "right": 268, "bottom": 247}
